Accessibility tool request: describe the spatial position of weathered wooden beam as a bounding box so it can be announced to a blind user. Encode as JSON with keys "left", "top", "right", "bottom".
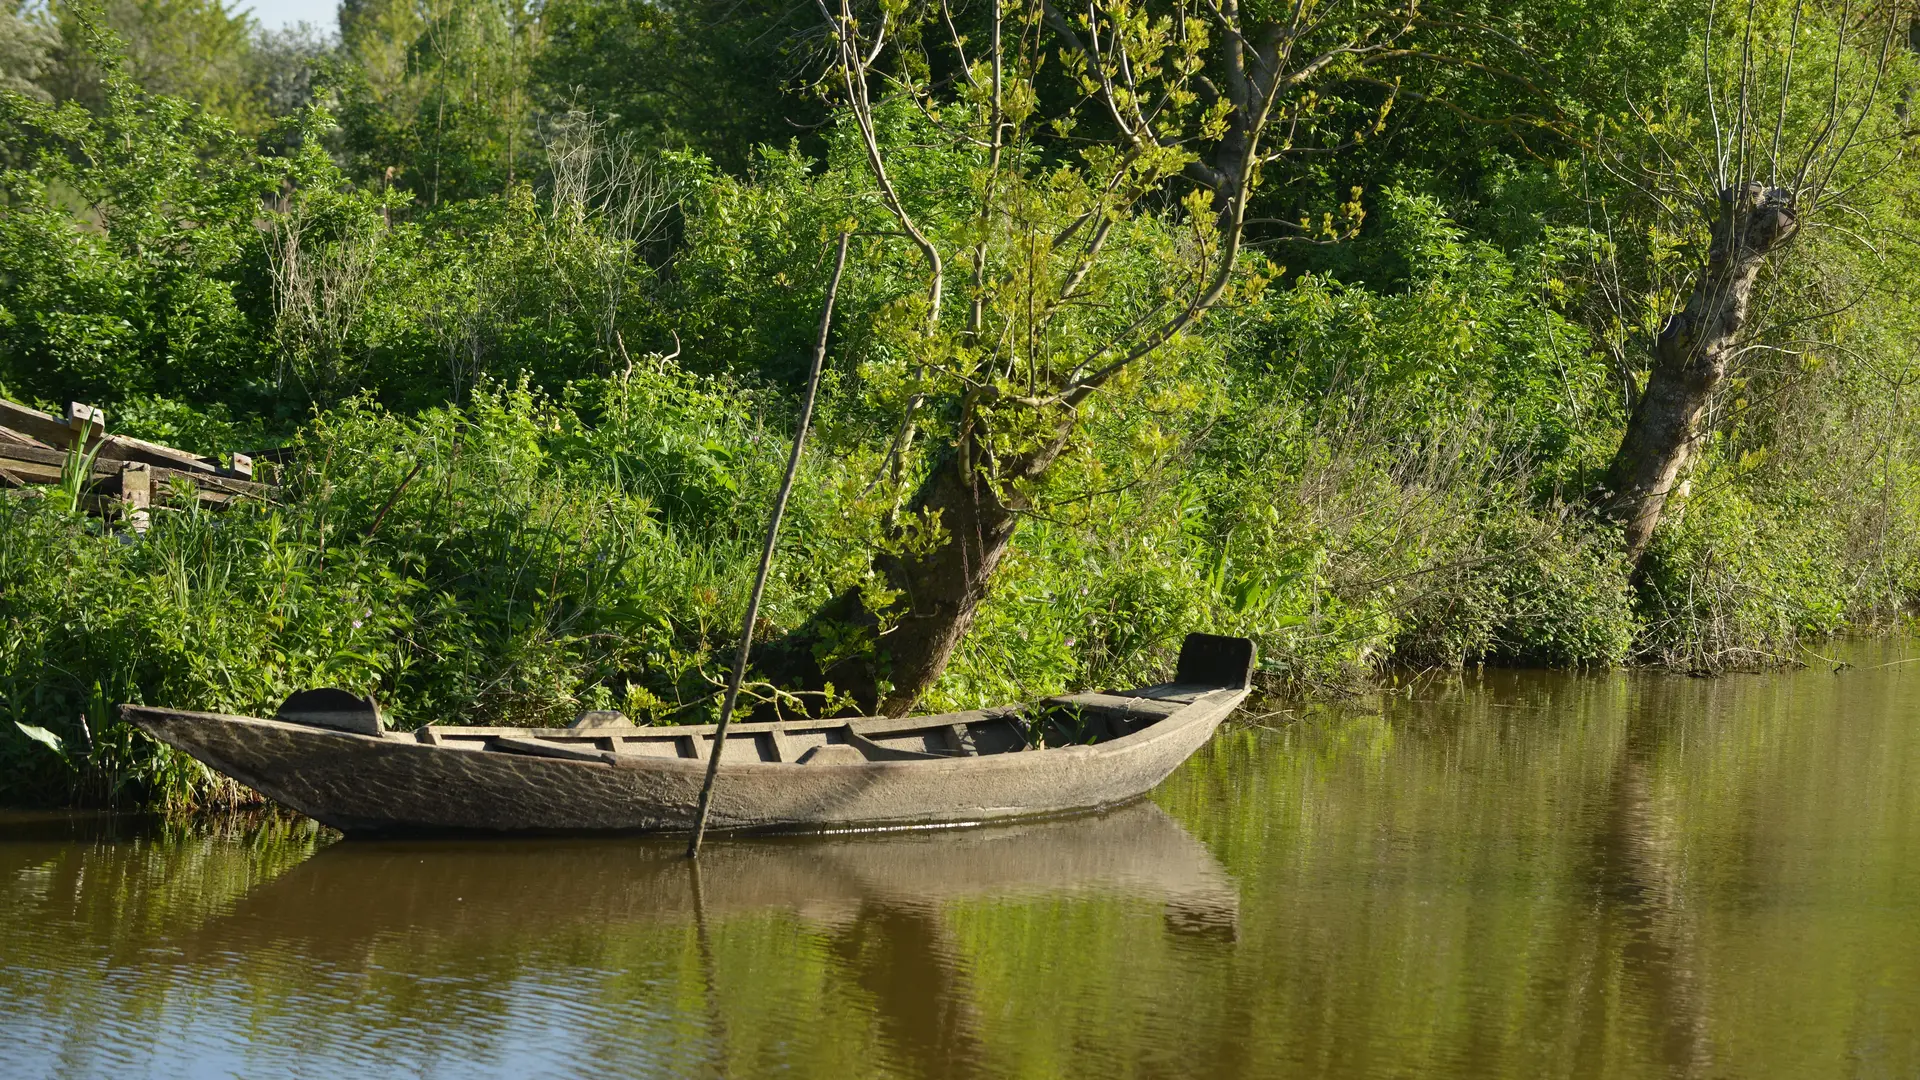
{"left": 0, "top": 444, "right": 120, "bottom": 478}
{"left": 0, "top": 424, "right": 53, "bottom": 450}
{"left": 66, "top": 402, "right": 106, "bottom": 442}
{"left": 0, "top": 446, "right": 276, "bottom": 514}
{"left": 120, "top": 461, "right": 151, "bottom": 533}
{"left": 0, "top": 453, "right": 82, "bottom": 486}
{"left": 150, "top": 466, "right": 274, "bottom": 502}
{"left": 0, "top": 397, "right": 219, "bottom": 475}
{"left": 0, "top": 397, "right": 279, "bottom": 523}
{"left": 99, "top": 433, "right": 217, "bottom": 474}
{"left": 0, "top": 400, "right": 75, "bottom": 449}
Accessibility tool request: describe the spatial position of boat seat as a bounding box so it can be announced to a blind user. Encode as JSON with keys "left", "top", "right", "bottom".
{"left": 843, "top": 727, "right": 949, "bottom": 761}
{"left": 487, "top": 729, "right": 951, "bottom": 765}
{"left": 1044, "top": 692, "right": 1183, "bottom": 718}
{"left": 1111, "top": 683, "right": 1215, "bottom": 704}
{"left": 569, "top": 710, "right": 634, "bottom": 730}
{"left": 795, "top": 744, "right": 867, "bottom": 765}
{"left": 489, "top": 735, "right": 610, "bottom": 763}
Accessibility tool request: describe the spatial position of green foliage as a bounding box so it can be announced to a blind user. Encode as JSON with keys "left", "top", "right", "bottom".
{"left": 7, "top": 1, "right": 1920, "bottom": 809}
{"left": 534, "top": 0, "right": 825, "bottom": 173}
{"left": 42, "top": 0, "right": 263, "bottom": 124}
{"left": 1636, "top": 459, "right": 1868, "bottom": 670}
{"left": 0, "top": 63, "right": 670, "bottom": 417}
{"left": 0, "top": 376, "right": 787, "bottom": 806}
{"left": 335, "top": 0, "right": 542, "bottom": 206}
{"left": 0, "top": 1, "right": 58, "bottom": 103}
{"left": 0, "top": 66, "right": 281, "bottom": 406}
{"left": 1262, "top": 189, "right": 1619, "bottom": 493}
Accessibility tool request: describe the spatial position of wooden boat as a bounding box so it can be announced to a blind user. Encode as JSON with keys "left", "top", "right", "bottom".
{"left": 123, "top": 632, "right": 1254, "bottom": 837}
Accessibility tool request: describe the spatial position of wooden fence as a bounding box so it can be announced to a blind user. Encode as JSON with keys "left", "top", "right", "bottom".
{"left": 0, "top": 397, "right": 276, "bottom": 528}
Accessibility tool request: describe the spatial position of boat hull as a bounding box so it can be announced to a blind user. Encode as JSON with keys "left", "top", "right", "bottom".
{"left": 124, "top": 688, "right": 1244, "bottom": 836}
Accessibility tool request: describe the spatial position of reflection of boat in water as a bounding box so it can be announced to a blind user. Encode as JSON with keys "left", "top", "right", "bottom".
{"left": 187, "top": 800, "right": 1238, "bottom": 959}
{"left": 128, "top": 635, "right": 1254, "bottom": 837}
{"left": 156, "top": 802, "right": 1237, "bottom": 1080}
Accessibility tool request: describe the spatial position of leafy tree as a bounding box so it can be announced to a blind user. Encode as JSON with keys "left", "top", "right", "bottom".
{"left": 533, "top": 0, "right": 829, "bottom": 172}
{"left": 0, "top": 52, "right": 283, "bottom": 406}
{"left": 0, "top": 0, "right": 58, "bottom": 102}
{"left": 336, "top": 0, "right": 542, "bottom": 205}
{"left": 41, "top": 0, "right": 269, "bottom": 126}
{"left": 749, "top": 0, "right": 1443, "bottom": 714}
{"left": 1591, "top": 0, "right": 1918, "bottom": 563}
{"left": 247, "top": 23, "right": 331, "bottom": 123}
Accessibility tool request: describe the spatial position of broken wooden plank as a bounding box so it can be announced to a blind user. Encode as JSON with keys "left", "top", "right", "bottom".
{"left": 96, "top": 432, "right": 217, "bottom": 474}
{"left": 0, "top": 400, "right": 76, "bottom": 449}
{"left": 0, "top": 443, "right": 118, "bottom": 475}
{"left": 0, "top": 444, "right": 275, "bottom": 515}
{"left": 0, "top": 425, "right": 53, "bottom": 450}
{"left": 0, "top": 397, "right": 219, "bottom": 475}
{"left": 0, "top": 455, "right": 78, "bottom": 486}
{"left": 151, "top": 466, "right": 274, "bottom": 502}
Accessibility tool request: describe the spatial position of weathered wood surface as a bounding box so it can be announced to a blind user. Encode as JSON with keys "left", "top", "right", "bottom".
{"left": 0, "top": 396, "right": 277, "bottom": 516}
{"left": 0, "top": 398, "right": 223, "bottom": 474}
{"left": 126, "top": 633, "right": 1256, "bottom": 838}
{"left": 0, "top": 423, "right": 53, "bottom": 450}
{"left": 0, "top": 446, "right": 274, "bottom": 502}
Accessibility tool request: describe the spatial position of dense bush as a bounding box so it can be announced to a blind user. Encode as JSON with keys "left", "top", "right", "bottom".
{"left": 0, "top": 375, "right": 790, "bottom": 805}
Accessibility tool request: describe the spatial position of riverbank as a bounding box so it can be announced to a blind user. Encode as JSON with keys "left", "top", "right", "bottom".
{"left": 8, "top": 13, "right": 1920, "bottom": 813}
{"left": 2, "top": 375, "right": 1911, "bottom": 813}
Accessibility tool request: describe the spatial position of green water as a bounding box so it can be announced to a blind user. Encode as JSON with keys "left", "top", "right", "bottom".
{"left": 6, "top": 642, "right": 1920, "bottom": 1078}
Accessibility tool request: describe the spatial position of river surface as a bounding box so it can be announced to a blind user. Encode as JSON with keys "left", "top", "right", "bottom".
{"left": 6, "top": 641, "right": 1920, "bottom": 1079}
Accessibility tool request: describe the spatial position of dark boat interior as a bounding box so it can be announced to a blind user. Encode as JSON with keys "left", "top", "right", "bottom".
{"left": 273, "top": 633, "right": 1257, "bottom": 767}
{"left": 413, "top": 686, "right": 1218, "bottom": 766}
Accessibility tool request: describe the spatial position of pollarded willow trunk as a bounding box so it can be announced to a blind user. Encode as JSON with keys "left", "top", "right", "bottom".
{"left": 768, "top": 420, "right": 1069, "bottom": 716}
{"left": 1601, "top": 182, "right": 1798, "bottom": 563}
{"left": 867, "top": 447, "right": 1026, "bottom": 714}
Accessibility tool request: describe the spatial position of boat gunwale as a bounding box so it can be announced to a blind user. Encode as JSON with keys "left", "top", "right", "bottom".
{"left": 121, "top": 686, "right": 1243, "bottom": 774}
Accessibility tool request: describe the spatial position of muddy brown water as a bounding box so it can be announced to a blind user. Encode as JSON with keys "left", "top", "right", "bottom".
{"left": 6, "top": 640, "right": 1920, "bottom": 1079}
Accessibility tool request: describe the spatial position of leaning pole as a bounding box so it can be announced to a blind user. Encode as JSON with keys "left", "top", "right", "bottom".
{"left": 687, "top": 231, "right": 853, "bottom": 858}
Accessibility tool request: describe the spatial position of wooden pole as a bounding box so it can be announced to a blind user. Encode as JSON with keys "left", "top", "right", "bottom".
{"left": 120, "top": 461, "right": 151, "bottom": 533}
{"left": 687, "top": 231, "right": 853, "bottom": 858}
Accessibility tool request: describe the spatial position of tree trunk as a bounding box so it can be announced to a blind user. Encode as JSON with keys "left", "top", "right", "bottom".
{"left": 764, "top": 420, "right": 1067, "bottom": 716}
{"left": 865, "top": 451, "right": 1019, "bottom": 714}
{"left": 1601, "top": 182, "right": 1797, "bottom": 563}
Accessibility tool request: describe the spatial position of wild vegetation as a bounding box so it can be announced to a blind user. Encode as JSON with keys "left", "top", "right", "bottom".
{"left": 3, "top": 0, "right": 1919, "bottom": 808}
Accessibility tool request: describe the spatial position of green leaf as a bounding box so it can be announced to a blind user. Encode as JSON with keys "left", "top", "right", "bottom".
{"left": 14, "top": 722, "right": 67, "bottom": 759}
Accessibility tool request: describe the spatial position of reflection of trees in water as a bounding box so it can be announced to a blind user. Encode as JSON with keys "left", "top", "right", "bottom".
{"left": 1575, "top": 670, "right": 1804, "bottom": 1079}
{"left": 1163, "top": 669, "right": 1734, "bottom": 1076}
{"left": 1585, "top": 724, "right": 1716, "bottom": 1078}
{"left": 822, "top": 903, "right": 983, "bottom": 1080}
{"left": 0, "top": 815, "right": 323, "bottom": 1072}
